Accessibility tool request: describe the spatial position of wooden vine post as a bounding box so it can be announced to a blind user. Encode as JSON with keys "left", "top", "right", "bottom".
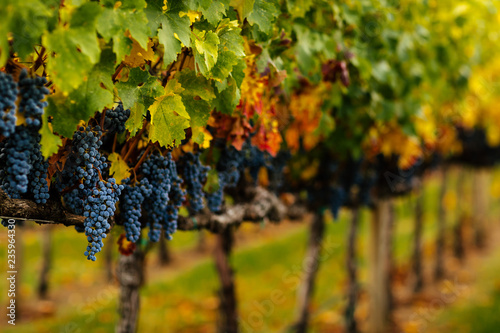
{"left": 345, "top": 207, "right": 360, "bottom": 333}
{"left": 412, "top": 188, "right": 424, "bottom": 293}
{"left": 368, "top": 198, "right": 393, "bottom": 333}
{"left": 472, "top": 167, "right": 490, "bottom": 249}
{"left": 293, "top": 211, "right": 326, "bottom": 333}
{"left": 434, "top": 166, "right": 448, "bottom": 280}
{"left": 453, "top": 168, "right": 466, "bottom": 261}
{"left": 214, "top": 226, "right": 238, "bottom": 333}
{"left": 37, "top": 226, "right": 52, "bottom": 299}
{"left": 158, "top": 231, "right": 172, "bottom": 266}
{"left": 116, "top": 246, "right": 145, "bottom": 333}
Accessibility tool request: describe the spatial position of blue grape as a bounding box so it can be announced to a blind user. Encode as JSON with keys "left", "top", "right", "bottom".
{"left": 165, "top": 153, "right": 185, "bottom": 239}
{"left": 0, "top": 127, "right": 33, "bottom": 197}
{"left": 0, "top": 71, "right": 50, "bottom": 202}
{"left": 180, "top": 152, "right": 210, "bottom": 213}
{"left": 206, "top": 146, "right": 245, "bottom": 213}
{"left": 83, "top": 179, "right": 123, "bottom": 261}
{"left": 18, "top": 69, "right": 49, "bottom": 129}
{"left": 29, "top": 141, "right": 50, "bottom": 204}
{"left": 0, "top": 72, "right": 18, "bottom": 138}
{"left": 120, "top": 178, "right": 152, "bottom": 243}
{"left": 57, "top": 125, "right": 121, "bottom": 260}
{"left": 101, "top": 102, "right": 130, "bottom": 134}
{"left": 140, "top": 153, "right": 172, "bottom": 242}
{"left": 328, "top": 186, "right": 346, "bottom": 219}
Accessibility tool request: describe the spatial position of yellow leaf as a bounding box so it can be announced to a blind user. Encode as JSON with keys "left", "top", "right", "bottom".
{"left": 180, "top": 10, "right": 201, "bottom": 24}
{"left": 108, "top": 152, "right": 131, "bottom": 183}
{"left": 123, "top": 39, "right": 155, "bottom": 68}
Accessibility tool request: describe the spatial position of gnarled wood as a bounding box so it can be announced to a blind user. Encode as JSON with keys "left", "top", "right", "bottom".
{"left": 0, "top": 188, "right": 85, "bottom": 226}
{"left": 215, "top": 227, "right": 238, "bottom": 333}
{"left": 292, "top": 212, "right": 326, "bottom": 333}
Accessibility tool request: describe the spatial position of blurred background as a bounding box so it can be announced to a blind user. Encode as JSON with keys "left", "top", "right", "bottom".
{"left": 2, "top": 166, "right": 500, "bottom": 333}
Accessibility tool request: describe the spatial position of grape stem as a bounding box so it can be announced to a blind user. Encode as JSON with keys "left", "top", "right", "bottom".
{"left": 133, "top": 144, "right": 153, "bottom": 174}
{"left": 112, "top": 62, "right": 125, "bottom": 82}
{"left": 122, "top": 122, "right": 147, "bottom": 161}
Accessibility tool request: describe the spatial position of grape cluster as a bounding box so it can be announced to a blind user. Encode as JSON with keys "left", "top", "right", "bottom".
{"left": 165, "top": 153, "right": 185, "bottom": 239}
{"left": 0, "top": 71, "right": 50, "bottom": 201}
{"left": 180, "top": 152, "right": 210, "bottom": 213}
{"left": 206, "top": 146, "right": 245, "bottom": 213}
{"left": 0, "top": 72, "right": 18, "bottom": 137}
{"left": 29, "top": 141, "right": 50, "bottom": 204}
{"left": 120, "top": 178, "right": 152, "bottom": 243}
{"left": 1, "top": 127, "right": 34, "bottom": 197}
{"left": 83, "top": 179, "right": 123, "bottom": 261}
{"left": 140, "top": 153, "right": 172, "bottom": 242}
{"left": 18, "top": 69, "right": 49, "bottom": 128}
{"left": 102, "top": 102, "right": 131, "bottom": 134}
{"left": 358, "top": 169, "right": 378, "bottom": 207}
{"left": 328, "top": 186, "right": 346, "bottom": 219}
{"left": 58, "top": 126, "right": 123, "bottom": 260}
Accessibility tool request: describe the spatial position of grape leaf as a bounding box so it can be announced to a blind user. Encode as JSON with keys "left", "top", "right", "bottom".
{"left": 176, "top": 69, "right": 215, "bottom": 101}
{"left": 183, "top": 96, "right": 213, "bottom": 147}
{"left": 230, "top": 0, "right": 256, "bottom": 20}
{"left": 145, "top": 0, "right": 191, "bottom": 65}
{"left": 126, "top": 103, "right": 146, "bottom": 137}
{"left": 248, "top": 0, "right": 279, "bottom": 34}
{"left": 217, "top": 20, "right": 245, "bottom": 57}
{"left": 149, "top": 94, "right": 190, "bottom": 147}
{"left": 123, "top": 40, "right": 156, "bottom": 67}
{"left": 286, "top": 0, "right": 313, "bottom": 18}
{"left": 192, "top": 30, "right": 220, "bottom": 75}
{"left": 201, "top": 1, "right": 229, "bottom": 26}
{"left": 0, "top": 0, "right": 54, "bottom": 65}
{"left": 98, "top": 8, "right": 150, "bottom": 61}
{"left": 43, "top": 2, "right": 103, "bottom": 92}
{"left": 211, "top": 76, "right": 240, "bottom": 115}
{"left": 47, "top": 51, "right": 115, "bottom": 137}
{"left": 210, "top": 51, "right": 240, "bottom": 82}
{"left": 108, "top": 152, "right": 131, "bottom": 183}
{"left": 232, "top": 58, "right": 247, "bottom": 88}
{"left": 39, "top": 111, "right": 62, "bottom": 159}
{"left": 116, "top": 68, "right": 163, "bottom": 110}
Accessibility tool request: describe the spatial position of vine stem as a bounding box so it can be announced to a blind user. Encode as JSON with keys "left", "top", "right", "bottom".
{"left": 112, "top": 133, "right": 118, "bottom": 153}
{"left": 122, "top": 122, "right": 147, "bottom": 161}
{"left": 133, "top": 144, "right": 153, "bottom": 173}
{"left": 100, "top": 109, "right": 107, "bottom": 129}
{"left": 112, "top": 63, "right": 125, "bottom": 82}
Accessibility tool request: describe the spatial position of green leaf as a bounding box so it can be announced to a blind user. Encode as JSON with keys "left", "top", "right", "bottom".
{"left": 0, "top": 0, "right": 54, "bottom": 65}
{"left": 126, "top": 103, "right": 146, "bottom": 136}
{"left": 230, "top": 0, "right": 255, "bottom": 20}
{"left": 108, "top": 153, "right": 131, "bottom": 183}
{"left": 145, "top": 0, "right": 191, "bottom": 65}
{"left": 232, "top": 57, "right": 247, "bottom": 88}
{"left": 248, "top": 0, "right": 279, "bottom": 34}
{"left": 182, "top": 96, "right": 211, "bottom": 128}
{"left": 202, "top": 1, "right": 229, "bottom": 26}
{"left": 148, "top": 94, "right": 190, "bottom": 147}
{"left": 116, "top": 68, "right": 163, "bottom": 111}
{"left": 217, "top": 20, "right": 245, "bottom": 57}
{"left": 210, "top": 50, "right": 240, "bottom": 82}
{"left": 39, "top": 111, "right": 62, "bottom": 159}
{"left": 98, "top": 8, "right": 150, "bottom": 60}
{"left": 211, "top": 76, "right": 240, "bottom": 115}
{"left": 286, "top": 0, "right": 313, "bottom": 18}
{"left": 47, "top": 51, "right": 115, "bottom": 137}
{"left": 43, "top": 3, "right": 103, "bottom": 92}
{"left": 176, "top": 69, "right": 215, "bottom": 101}
{"left": 192, "top": 30, "right": 220, "bottom": 75}
{"left": 117, "top": 68, "right": 163, "bottom": 136}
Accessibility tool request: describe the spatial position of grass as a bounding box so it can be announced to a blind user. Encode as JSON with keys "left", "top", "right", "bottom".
{"left": 1, "top": 167, "right": 500, "bottom": 332}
